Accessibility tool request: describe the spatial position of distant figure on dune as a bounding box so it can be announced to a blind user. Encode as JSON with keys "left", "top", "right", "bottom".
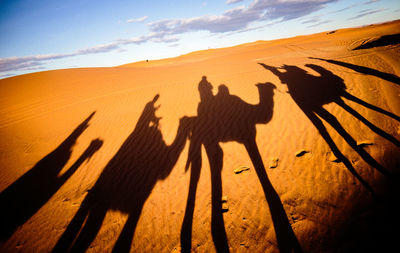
{"left": 181, "top": 76, "right": 302, "bottom": 253}
{"left": 259, "top": 62, "right": 399, "bottom": 193}
{"left": 53, "top": 95, "right": 192, "bottom": 253}
{"left": 0, "top": 112, "right": 102, "bottom": 240}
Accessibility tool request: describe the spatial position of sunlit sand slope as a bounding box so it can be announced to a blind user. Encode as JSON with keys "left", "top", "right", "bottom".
{"left": 1, "top": 20, "right": 399, "bottom": 252}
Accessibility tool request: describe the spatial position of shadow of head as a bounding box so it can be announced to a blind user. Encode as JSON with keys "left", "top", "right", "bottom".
{"left": 217, "top": 84, "right": 229, "bottom": 96}
{"left": 256, "top": 82, "right": 277, "bottom": 93}
{"left": 199, "top": 76, "right": 213, "bottom": 101}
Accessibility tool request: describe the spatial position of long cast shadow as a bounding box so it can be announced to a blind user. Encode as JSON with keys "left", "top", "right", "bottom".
{"left": 259, "top": 62, "right": 399, "bottom": 194}
{"left": 310, "top": 57, "right": 400, "bottom": 86}
{"left": 0, "top": 112, "right": 102, "bottom": 240}
{"left": 351, "top": 33, "right": 400, "bottom": 50}
{"left": 52, "top": 95, "right": 192, "bottom": 253}
{"left": 181, "top": 76, "right": 302, "bottom": 253}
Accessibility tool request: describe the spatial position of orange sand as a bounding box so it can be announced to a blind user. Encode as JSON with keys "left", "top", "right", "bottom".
{"left": 1, "top": 20, "right": 399, "bottom": 252}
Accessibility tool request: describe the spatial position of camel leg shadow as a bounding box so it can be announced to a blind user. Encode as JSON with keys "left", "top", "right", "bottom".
{"left": 244, "top": 139, "right": 303, "bottom": 253}
{"left": 302, "top": 109, "right": 375, "bottom": 194}
{"left": 336, "top": 98, "right": 400, "bottom": 147}
{"left": 315, "top": 107, "right": 392, "bottom": 180}
{"left": 69, "top": 207, "right": 106, "bottom": 252}
{"left": 205, "top": 142, "right": 230, "bottom": 253}
{"left": 112, "top": 209, "right": 142, "bottom": 253}
{"left": 342, "top": 92, "right": 400, "bottom": 122}
{"left": 180, "top": 141, "right": 202, "bottom": 253}
{"left": 52, "top": 197, "right": 106, "bottom": 253}
{"left": 309, "top": 57, "right": 400, "bottom": 86}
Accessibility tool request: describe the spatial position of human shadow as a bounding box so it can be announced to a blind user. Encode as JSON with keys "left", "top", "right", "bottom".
{"left": 0, "top": 112, "right": 102, "bottom": 240}
{"left": 309, "top": 57, "right": 400, "bottom": 86}
{"left": 52, "top": 95, "right": 192, "bottom": 253}
{"left": 259, "top": 63, "right": 399, "bottom": 194}
{"left": 180, "top": 76, "right": 303, "bottom": 253}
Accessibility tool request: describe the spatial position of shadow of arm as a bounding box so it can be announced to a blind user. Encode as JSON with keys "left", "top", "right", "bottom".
{"left": 58, "top": 138, "right": 103, "bottom": 183}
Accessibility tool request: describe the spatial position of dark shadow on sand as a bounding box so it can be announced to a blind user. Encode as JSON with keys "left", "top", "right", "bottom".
{"left": 0, "top": 112, "right": 102, "bottom": 240}
{"left": 52, "top": 95, "right": 192, "bottom": 253}
{"left": 260, "top": 62, "right": 399, "bottom": 195}
{"left": 351, "top": 33, "right": 400, "bottom": 50}
{"left": 180, "top": 76, "right": 303, "bottom": 253}
{"left": 310, "top": 57, "right": 400, "bottom": 86}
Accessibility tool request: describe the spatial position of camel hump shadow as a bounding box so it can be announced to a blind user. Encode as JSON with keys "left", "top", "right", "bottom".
{"left": 196, "top": 79, "right": 276, "bottom": 144}
{"left": 259, "top": 62, "right": 347, "bottom": 109}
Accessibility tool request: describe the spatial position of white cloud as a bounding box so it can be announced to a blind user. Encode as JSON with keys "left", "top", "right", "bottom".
{"left": 0, "top": 31, "right": 180, "bottom": 74}
{"left": 302, "top": 16, "right": 321, "bottom": 24}
{"left": 0, "top": 53, "right": 73, "bottom": 72}
{"left": 330, "top": 0, "right": 378, "bottom": 14}
{"left": 226, "top": 0, "right": 244, "bottom": 4}
{"left": 1, "top": 0, "right": 339, "bottom": 75}
{"left": 76, "top": 43, "right": 121, "bottom": 54}
{"left": 301, "top": 15, "right": 331, "bottom": 27}
{"left": 127, "top": 16, "right": 148, "bottom": 23}
{"left": 118, "top": 31, "right": 178, "bottom": 45}
{"left": 149, "top": 0, "right": 338, "bottom": 35}
{"left": 348, "top": 8, "right": 385, "bottom": 20}
{"left": 0, "top": 73, "right": 15, "bottom": 79}
{"left": 307, "top": 19, "right": 331, "bottom": 28}
{"left": 0, "top": 43, "right": 121, "bottom": 73}
{"left": 331, "top": 3, "right": 359, "bottom": 13}
{"left": 364, "top": 0, "right": 379, "bottom": 4}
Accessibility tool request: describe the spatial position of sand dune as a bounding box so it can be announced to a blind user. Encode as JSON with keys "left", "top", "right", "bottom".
{"left": 1, "top": 20, "right": 400, "bottom": 252}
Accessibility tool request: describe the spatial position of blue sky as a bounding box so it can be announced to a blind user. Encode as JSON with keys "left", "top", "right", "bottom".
{"left": 0, "top": 0, "right": 399, "bottom": 78}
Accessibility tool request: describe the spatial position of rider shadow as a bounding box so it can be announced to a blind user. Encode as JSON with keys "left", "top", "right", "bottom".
{"left": 52, "top": 95, "right": 192, "bottom": 253}
{"left": 259, "top": 63, "right": 399, "bottom": 194}
{"left": 0, "top": 112, "right": 102, "bottom": 240}
{"left": 181, "top": 76, "right": 303, "bottom": 252}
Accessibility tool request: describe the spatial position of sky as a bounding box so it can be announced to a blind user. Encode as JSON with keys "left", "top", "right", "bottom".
{"left": 0, "top": 0, "right": 399, "bottom": 79}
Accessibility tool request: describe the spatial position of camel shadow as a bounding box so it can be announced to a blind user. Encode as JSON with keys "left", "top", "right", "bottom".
{"left": 310, "top": 57, "right": 400, "bottom": 86}
{"left": 52, "top": 95, "right": 192, "bottom": 253}
{"left": 180, "top": 76, "right": 302, "bottom": 252}
{"left": 0, "top": 112, "right": 102, "bottom": 240}
{"left": 259, "top": 62, "right": 399, "bottom": 194}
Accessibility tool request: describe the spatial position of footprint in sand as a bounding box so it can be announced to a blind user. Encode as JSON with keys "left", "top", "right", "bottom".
{"left": 269, "top": 157, "right": 279, "bottom": 168}
{"left": 327, "top": 152, "right": 341, "bottom": 163}
{"left": 295, "top": 150, "right": 310, "bottom": 157}
{"left": 234, "top": 166, "right": 250, "bottom": 174}
{"left": 357, "top": 140, "right": 374, "bottom": 147}
{"left": 222, "top": 196, "right": 229, "bottom": 212}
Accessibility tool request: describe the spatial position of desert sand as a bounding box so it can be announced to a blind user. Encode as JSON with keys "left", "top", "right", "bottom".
{"left": 0, "top": 20, "right": 399, "bottom": 252}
